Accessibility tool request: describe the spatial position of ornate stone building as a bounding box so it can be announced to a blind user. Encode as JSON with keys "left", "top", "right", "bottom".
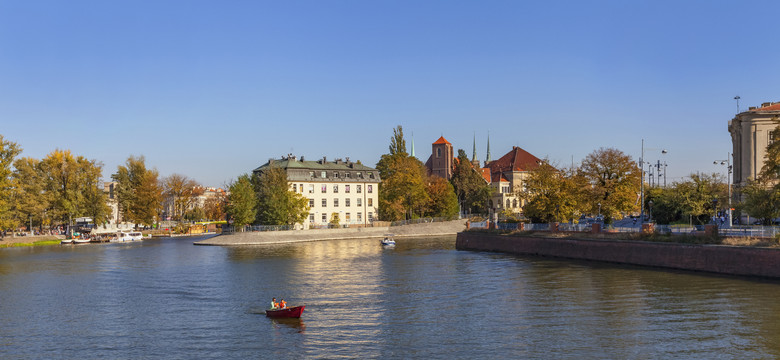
{"left": 729, "top": 101, "right": 780, "bottom": 188}
{"left": 483, "top": 146, "right": 541, "bottom": 213}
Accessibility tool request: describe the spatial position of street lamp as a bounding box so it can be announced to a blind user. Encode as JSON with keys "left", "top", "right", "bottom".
{"left": 597, "top": 202, "right": 601, "bottom": 219}
{"left": 648, "top": 200, "right": 654, "bottom": 222}
{"left": 639, "top": 140, "right": 667, "bottom": 223}
{"left": 714, "top": 153, "right": 733, "bottom": 227}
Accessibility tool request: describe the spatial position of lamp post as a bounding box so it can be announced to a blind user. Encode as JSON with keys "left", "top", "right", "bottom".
{"left": 714, "top": 153, "right": 733, "bottom": 227}
{"left": 639, "top": 140, "right": 667, "bottom": 223}
{"left": 597, "top": 202, "right": 601, "bottom": 220}
{"left": 648, "top": 200, "right": 654, "bottom": 222}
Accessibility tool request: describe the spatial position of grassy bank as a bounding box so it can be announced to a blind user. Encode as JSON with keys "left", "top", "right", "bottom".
{"left": 0, "top": 238, "right": 63, "bottom": 248}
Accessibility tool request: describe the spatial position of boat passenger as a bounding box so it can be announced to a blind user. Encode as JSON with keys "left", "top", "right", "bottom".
{"left": 270, "top": 297, "right": 278, "bottom": 310}
{"left": 279, "top": 299, "right": 287, "bottom": 309}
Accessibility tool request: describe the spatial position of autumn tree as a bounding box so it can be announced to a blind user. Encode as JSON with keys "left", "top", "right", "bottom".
{"left": 740, "top": 179, "right": 779, "bottom": 224}
{"left": 0, "top": 135, "right": 22, "bottom": 234}
{"left": 253, "top": 167, "right": 309, "bottom": 226}
{"left": 520, "top": 161, "right": 586, "bottom": 223}
{"left": 376, "top": 126, "right": 429, "bottom": 221}
{"left": 203, "top": 191, "right": 226, "bottom": 221}
{"left": 450, "top": 149, "right": 491, "bottom": 214}
{"left": 226, "top": 174, "right": 256, "bottom": 229}
{"left": 579, "top": 148, "right": 640, "bottom": 223}
{"left": 163, "top": 174, "right": 202, "bottom": 221}
{"left": 425, "top": 175, "right": 459, "bottom": 218}
{"left": 112, "top": 155, "right": 162, "bottom": 226}
{"left": 11, "top": 157, "right": 49, "bottom": 232}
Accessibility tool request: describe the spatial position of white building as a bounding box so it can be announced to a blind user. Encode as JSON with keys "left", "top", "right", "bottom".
{"left": 729, "top": 101, "right": 780, "bottom": 188}
{"left": 253, "top": 155, "right": 381, "bottom": 228}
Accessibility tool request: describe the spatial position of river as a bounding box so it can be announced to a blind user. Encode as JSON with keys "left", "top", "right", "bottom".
{"left": 1, "top": 235, "right": 779, "bottom": 359}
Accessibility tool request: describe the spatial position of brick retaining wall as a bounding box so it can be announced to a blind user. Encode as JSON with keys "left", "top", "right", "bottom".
{"left": 456, "top": 232, "right": 780, "bottom": 278}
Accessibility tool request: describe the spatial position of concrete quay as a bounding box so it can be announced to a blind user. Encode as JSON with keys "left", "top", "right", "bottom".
{"left": 194, "top": 219, "right": 467, "bottom": 246}
{"left": 457, "top": 231, "right": 780, "bottom": 279}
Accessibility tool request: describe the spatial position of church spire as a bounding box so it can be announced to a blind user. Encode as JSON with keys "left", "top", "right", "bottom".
{"left": 472, "top": 132, "right": 477, "bottom": 162}
{"left": 485, "top": 132, "right": 492, "bottom": 164}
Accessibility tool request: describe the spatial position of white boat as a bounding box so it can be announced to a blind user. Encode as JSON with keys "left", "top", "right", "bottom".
{"left": 61, "top": 239, "right": 73, "bottom": 244}
{"left": 381, "top": 235, "right": 396, "bottom": 246}
{"left": 111, "top": 231, "right": 144, "bottom": 242}
{"left": 73, "top": 238, "right": 90, "bottom": 244}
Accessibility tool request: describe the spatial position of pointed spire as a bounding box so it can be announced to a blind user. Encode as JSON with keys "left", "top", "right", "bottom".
{"left": 485, "top": 132, "right": 492, "bottom": 163}
{"left": 472, "top": 132, "right": 477, "bottom": 162}
{"left": 410, "top": 132, "right": 415, "bottom": 157}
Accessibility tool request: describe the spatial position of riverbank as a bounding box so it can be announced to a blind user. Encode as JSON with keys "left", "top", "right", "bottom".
{"left": 194, "top": 219, "right": 467, "bottom": 246}
{"left": 457, "top": 231, "right": 780, "bottom": 278}
{"left": 0, "top": 235, "right": 65, "bottom": 248}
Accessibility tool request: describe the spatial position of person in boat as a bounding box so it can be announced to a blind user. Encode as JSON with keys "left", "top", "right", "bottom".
{"left": 279, "top": 299, "right": 287, "bottom": 309}
{"left": 270, "top": 297, "right": 278, "bottom": 310}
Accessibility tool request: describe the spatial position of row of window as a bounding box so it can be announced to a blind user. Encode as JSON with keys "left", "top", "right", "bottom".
{"left": 308, "top": 171, "right": 376, "bottom": 180}
{"left": 309, "top": 198, "right": 374, "bottom": 208}
{"left": 292, "top": 184, "right": 373, "bottom": 194}
{"left": 309, "top": 212, "right": 374, "bottom": 223}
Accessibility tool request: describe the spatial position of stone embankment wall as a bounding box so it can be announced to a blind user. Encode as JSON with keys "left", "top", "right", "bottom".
{"left": 195, "top": 220, "right": 466, "bottom": 246}
{"left": 457, "top": 232, "right": 780, "bottom": 278}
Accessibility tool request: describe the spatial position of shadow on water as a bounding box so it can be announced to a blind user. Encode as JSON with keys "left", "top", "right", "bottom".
{"left": 248, "top": 307, "right": 306, "bottom": 333}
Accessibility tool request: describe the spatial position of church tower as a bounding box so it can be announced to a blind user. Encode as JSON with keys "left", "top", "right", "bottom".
{"left": 429, "top": 136, "right": 454, "bottom": 179}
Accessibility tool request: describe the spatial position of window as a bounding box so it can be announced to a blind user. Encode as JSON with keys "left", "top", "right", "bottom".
{"left": 334, "top": 172, "right": 340, "bottom": 178}
{"left": 322, "top": 213, "right": 327, "bottom": 222}
{"left": 513, "top": 199, "right": 518, "bottom": 208}
{"left": 321, "top": 184, "right": 327, "bottom": 193}
{"left": 309, "top": 198, "right": 315, "bottom": 207}
{"left": 345, "top": 213, "right": 351, "bottom": 222}
{"left": 321, "top": 171, "right": 327, "bottom": 178}
{"left": 369, "top": 173, "right": 375, "bottom": 179}
{"left": 437, "top": 148, "right": 442, "bottom": 157}
{"left": 345, "top": 185, "right": 350, "bottom": 193}
{"left": 357, "top": 198, "right": 362, "bottom": 207}
{"left": 292, "top": 184, "right": 297, "bottom": 192}
{"left": 333, "top": 185, "right": 339, "bottom": 193}
{"left": 368, "top": 185, "right": 373, "bottom": 193}
{"left": 300, "top": 184, "right": 303, "bottom": 192}
{"left": 309, "top": 171, "right": 314, "bottom": 178}
{"left": 357, "top": 212, "right": 362, "bottom": 222}
{"left": 358, "top": 172, "right": 364, "bottom": 179}
{"left": 308, "top": 184, "right": 314, "bottom": 193}
{"left": 501, "top": 186, "right": 510, "bottom": 193}
{"left": 506, "top": 199, "right": 511, "bottom": 208}
{"left": 309, "top": 213, "right": 314, "bottom": 222}
{"left": 322, "top": 199, "right": 327, "bottom": 207}
{"left": 345, "top": 198, "right": 350, "bottom": 207}
{"left": 346, "top": 172, "right": 351, "bottom": 179}
{"left": 357, "top": 185, "right": 362, "bottom": 193}
{"left": 334, "top": 198, "right": 339, "bottom": 207}
{"left": 368, "top": 198, "right": 373, "bottom": 207}
{"left": 368, "top": 212, "right": 374, "bottom": 221}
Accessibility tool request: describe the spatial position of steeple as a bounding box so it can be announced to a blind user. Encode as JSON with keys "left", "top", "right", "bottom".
{"left": 410, "top": 132, "right": 415, "bottom": 157}
{"left": 472, "top": 133, "right": 477, "bottom": 162}
{"left": 485, "top": 132, "right": 492, "bottom": 164}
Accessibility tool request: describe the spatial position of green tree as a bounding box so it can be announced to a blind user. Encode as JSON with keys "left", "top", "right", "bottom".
{"left": 77, "top": 157, "right": 111, "bottom": 225}
{"left": 740, "top": 179, "right": 779, "bottom": 224}
{"left": 580, "top": 147, "right": 640, "bottom": 224}
{"left": 425, "top": 175, "right": 459, "bottom": 217}
{"left": 253, "top": 167, "right": 309, "bottom": 225}
{"left": 450, "top": 149, "right": 491, "bottom": 214}
{"left": 112, "top": 155, "right": 162, "bottom": 226}
{"left": 163, "top": 174, "right": 202, "bottom": 221}
{"left": 226, "top": 174, "right": 257, "bottom": 229}
{"left": 0, "top": 135, "right": 22, "bottom": 234}
{"left": 376, "top": 126, "right": 429, "bottom": 221}
{"left": 11, "top": 157, "right": 49, "bottom": 232}
{"left": 520, "top": 162, "right": 586, "bottom": 223}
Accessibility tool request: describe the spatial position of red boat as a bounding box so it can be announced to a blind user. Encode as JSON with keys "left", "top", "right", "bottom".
{"left": 265, "top": 305, "right": 305, "bottom": 318}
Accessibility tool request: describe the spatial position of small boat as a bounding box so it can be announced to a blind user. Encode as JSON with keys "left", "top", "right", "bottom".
{"left": 61, "top": 239, "right": 73, "bottom": 244}
{"left": 111, "top": 231, "right": 144, "bottom": 242}
{"left": 73, "top": 238, "right": 90, "bottom": 244}
{"left": 381, "top": 234, "right": 396, "bottom": 246}
{"left": 265, "top": 305, "right": 305, "bottom": 318}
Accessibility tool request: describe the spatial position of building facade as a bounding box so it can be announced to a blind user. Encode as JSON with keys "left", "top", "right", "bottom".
{"left": 425, "top": 136, "right": 455, "bottom": 180}
{"left": 253, "top": 155, "right": 381, "bottom": 228}
{"left": 483, "top": 146, "right": 541, "bottom": 214}
{"left": 729, "top": 101, "right": 780, "bottom": 188}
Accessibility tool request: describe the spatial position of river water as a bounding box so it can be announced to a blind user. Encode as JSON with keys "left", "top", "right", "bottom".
{"left": 1, "top": 235, "right": 779, "bottom": 359}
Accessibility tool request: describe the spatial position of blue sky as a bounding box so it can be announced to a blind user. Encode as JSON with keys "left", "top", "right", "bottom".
{"left": 1, "top": 0, "right": 777, "bottom": 187}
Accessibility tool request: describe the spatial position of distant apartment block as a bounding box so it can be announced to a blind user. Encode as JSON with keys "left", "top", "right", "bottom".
{"left": 253, "top": 155, "right": 381, "bottom": 228}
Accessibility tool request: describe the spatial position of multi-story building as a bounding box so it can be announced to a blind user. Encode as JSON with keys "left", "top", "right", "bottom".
{"left": 483, "top": 146, "right": 541, "bottom": 214}
{"left": 253, "top": 155, "right": 381, "bottom": 228}
{"left": 729, "top": 101, "right": 780, "bottom": 188}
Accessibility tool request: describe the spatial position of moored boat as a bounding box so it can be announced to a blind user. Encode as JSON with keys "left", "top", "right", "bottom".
{"left": 61, "top": 239, "right": 74, "bottom": 244}
{"left": 111, "top": 231, "right": 144, "bottom": 242}
{"left": 265, "top": 305, "right": 305, "bottom": 318}
{"left": 73, "top": 238, "right": 90, "bottom": 244}
{"left": 381, "top": 234, "right": 396, "bottom": 246}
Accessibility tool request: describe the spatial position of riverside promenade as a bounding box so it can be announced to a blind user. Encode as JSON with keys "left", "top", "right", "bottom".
{"left": 194, "top": 219, "right": 467, "bottom": 246}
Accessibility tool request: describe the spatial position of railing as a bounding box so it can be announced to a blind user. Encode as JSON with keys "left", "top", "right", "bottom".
{"left": 720, "top": 226, "right": 780, "bottom": 238}
{"left": 390, "top": 216, "right": 460, "bottom": 227}
{"left": 470, "top": 222, "right": 780, "bottom": 239}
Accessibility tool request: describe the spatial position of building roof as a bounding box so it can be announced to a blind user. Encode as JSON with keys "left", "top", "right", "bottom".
{"left": 486, "top": 146, "right": 541, "bottom": 173}
{"left": 253, "top": 156, "right": 378, "bottom": 173}
{"left": 749, "top": 102, "right": 780, "bottom": 112}
{"left": 432, "top": 136, "right": 451, "bottom": 145}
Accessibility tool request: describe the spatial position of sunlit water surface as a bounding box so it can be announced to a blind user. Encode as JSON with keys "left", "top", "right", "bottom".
{"left": 1, "top": 235, "right": 780, "bottom": 359}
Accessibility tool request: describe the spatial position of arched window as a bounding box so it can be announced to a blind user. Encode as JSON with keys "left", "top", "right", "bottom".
{"left": 506, "top": 199, "right": 511, "bottom": 208}
{"left": 436, "top": 148, "right": 442, "bottom": 157}
{"left": 513, "top": 199, "right": 518, "bottom": 208}
{"left": 488, "top": 200, "right": 494, "bottom": 208}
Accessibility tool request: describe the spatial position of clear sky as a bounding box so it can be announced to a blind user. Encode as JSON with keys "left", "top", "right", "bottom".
{"left": 1, "top": 0, "right": 778, "bottom": 187}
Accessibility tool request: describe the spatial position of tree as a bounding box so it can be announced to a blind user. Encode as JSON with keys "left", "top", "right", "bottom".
{"left": 759, "top": 123, "right": 780, "bottom": 181}
{"left": 450, "top": 149, "right": 491, "bottom": 214}
{"left": 203, "top": 191, "right": 226, "bottom": 221}
{"left": 11, "top": 157, "right": 49, "bottom": 232}
{"left": 0, "top": 135, "right": 22, "bottom": 234}
{"left": 376, "top": 126, "right": 429, "bottom": 221}
{"left": 520, "top": 161, "right": 586, "bottom": 223}
{"left": 425, "top": 175, "right": 459, "bottom": 217}
{"left": 740, "top": 179, "right": 779, "bottom": 224}
{"left": 77, "top": 157, "right": 111, "bottom": 225}
{"left": 163, "top": 174, "right": 202, "bottom": 221}
{"left": 226, "top": 174, "right": 257, "bottom": 229}
{"left": 112, "top": 156, "right": 162, "bottom": 226}
{"left": 579, "top": 148, "right": 640, "bottom": 223}
{"left": 253, "top": 167, "right": 309, "bottom": 225}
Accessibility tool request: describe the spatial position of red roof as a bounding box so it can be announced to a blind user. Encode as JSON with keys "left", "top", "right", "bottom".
{"left": 487, "top": 146, "right": 541, "bottom": 173}
{"left": 751, "top": 102, "right": 780, "bottom": 112}
{"left": 481, "top": 168, "right": 491, "bottom": 183}
{"left": 432, "top": 136, "right": 451, "bottom": 145}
